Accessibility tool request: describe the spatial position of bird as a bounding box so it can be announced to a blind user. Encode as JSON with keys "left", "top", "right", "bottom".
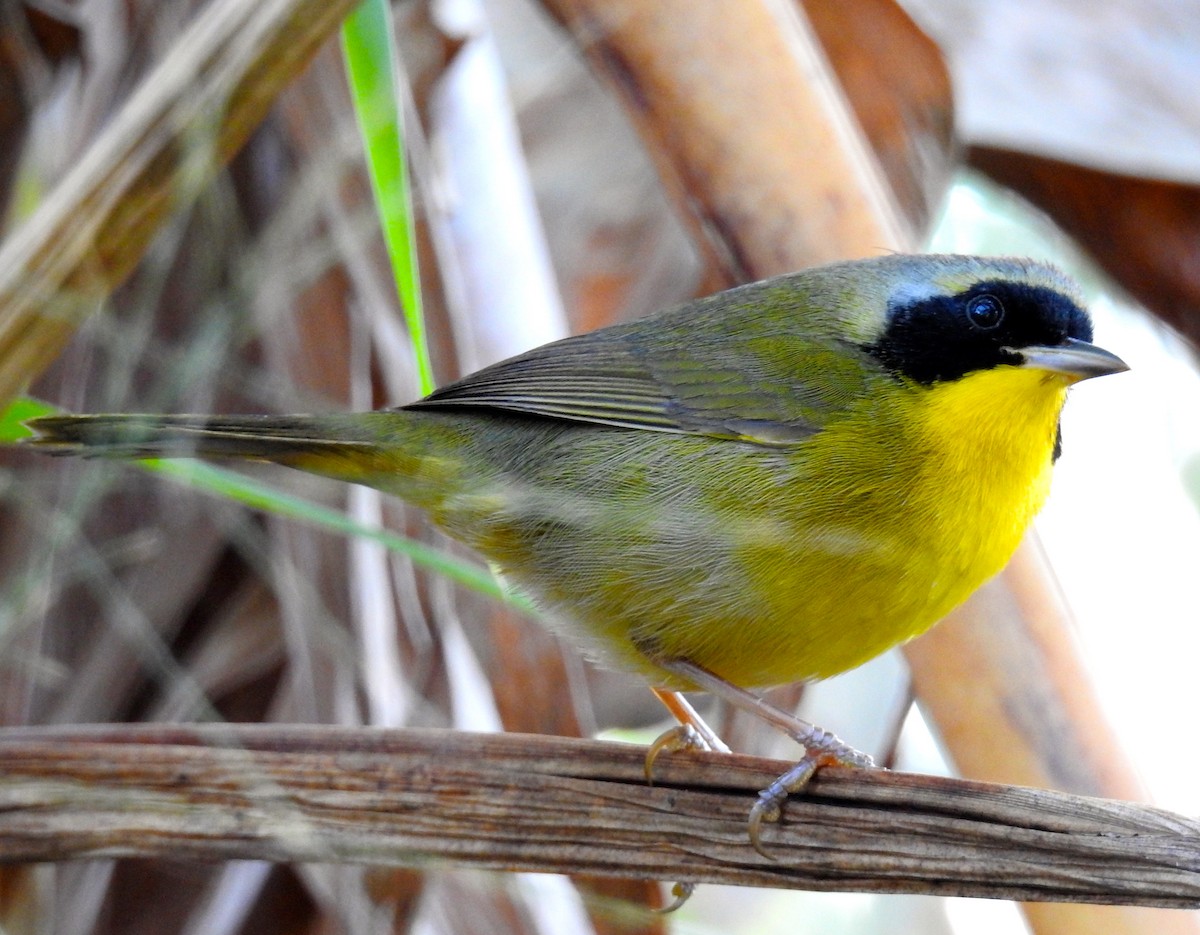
{"left": 24, "top": 252, "right": 1128, "bottom": 849}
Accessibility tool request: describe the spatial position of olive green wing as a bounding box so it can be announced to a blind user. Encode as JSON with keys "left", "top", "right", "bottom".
{"left": 409, "top": 284, "right": 875, "bottom": 446}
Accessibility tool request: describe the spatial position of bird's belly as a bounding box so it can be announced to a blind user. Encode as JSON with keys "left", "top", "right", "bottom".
{"left": 609, "top": 502, "right": 1020, "bottom": 689}
{"left": 477, "top": 472, "right": 1034, "bottom": 691}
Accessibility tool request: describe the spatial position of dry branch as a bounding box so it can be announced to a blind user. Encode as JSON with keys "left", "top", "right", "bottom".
{"left": 0, "top": 724, "right": 1197, "bottom": 908}
{"left": 0, "top": 0, "right": 362, "bottom": 400}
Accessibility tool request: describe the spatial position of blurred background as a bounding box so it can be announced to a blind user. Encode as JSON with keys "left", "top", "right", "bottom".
{"left": 0, "top": 0, "right": 1198, "bottom": 933}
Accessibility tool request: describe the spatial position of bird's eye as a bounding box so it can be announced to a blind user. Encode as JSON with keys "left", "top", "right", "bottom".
{"left": 966, "top": 294, "right": 1004, "bottom": 330}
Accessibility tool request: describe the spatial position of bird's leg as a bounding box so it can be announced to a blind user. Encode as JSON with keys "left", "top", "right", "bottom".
{"left": 641, "top": 689, "right": 727, "bottom": 912}
{"left": 657, "top": 658, "right": 875, "bottom": 857}
{"left": 645, "top": 687, "right": 731, "bottom": 781}
{"left": 651, "top": 687, "right": 730, "bottom": 751}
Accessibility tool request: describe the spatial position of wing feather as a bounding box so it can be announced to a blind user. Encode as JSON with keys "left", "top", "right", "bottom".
{"left": 408, "top": 279, "right": 875, "bottom": 445}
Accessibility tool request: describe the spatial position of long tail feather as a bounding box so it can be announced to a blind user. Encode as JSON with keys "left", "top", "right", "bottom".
{"left": 25, "top": 413, "right": 390, "bottom": 463}
{"left": 25, "top": 411, "right": 470, "bottom": 508}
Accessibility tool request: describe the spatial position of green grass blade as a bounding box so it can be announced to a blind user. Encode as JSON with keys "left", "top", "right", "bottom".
{"left": 341, "top": 0, "right": 434, "bottom": 396}
{"left": 8, "top": 397, "right": 520, "bottom": 606}
{"left": 145, "top": 458, "right": 517, "bottom": 603}
{"left": 0, "top": 397, "right": 58, "bottom": 441}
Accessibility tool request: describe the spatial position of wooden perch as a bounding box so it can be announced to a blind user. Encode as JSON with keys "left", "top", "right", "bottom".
{"left": 0, "top": 724, "right": 1197, "bottom": 908}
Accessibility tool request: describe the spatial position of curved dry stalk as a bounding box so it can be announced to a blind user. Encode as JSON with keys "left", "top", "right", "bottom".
{"left": 0, "top": 0, "right": 362, "bottom": 401}
{"left": 1, "top": 724, "right": 1198, "bottom": 909}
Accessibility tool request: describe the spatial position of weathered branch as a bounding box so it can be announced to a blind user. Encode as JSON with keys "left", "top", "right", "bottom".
{"left": 0, "top": 724, "right": 1196, "bottom": 908}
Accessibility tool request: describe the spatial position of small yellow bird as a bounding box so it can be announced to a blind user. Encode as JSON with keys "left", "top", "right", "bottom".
{"left": 26, "top": 253, "right": 1127, "bottom": 843}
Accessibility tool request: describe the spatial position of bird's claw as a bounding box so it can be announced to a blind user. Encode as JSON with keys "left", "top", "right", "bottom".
{"left": 748, "top": 741, "right": 876, "bottom": 858}
{"left": 644, "top": 723, "right": 710, "bottom": 784}
{"left": 748, "top": 756, "right": 818, "bottom": 858}
{"left": 643, "top": 728, "right": 707, "bottom": 912}
{"left": 656, "top": 881, "right": 696, "bottom": 914}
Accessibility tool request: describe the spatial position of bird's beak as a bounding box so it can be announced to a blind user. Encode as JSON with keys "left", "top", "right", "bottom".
{"left": 1015, "top": 338, "right": 1129, "bottom": 382}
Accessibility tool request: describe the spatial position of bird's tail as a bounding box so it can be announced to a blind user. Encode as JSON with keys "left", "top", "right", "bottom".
{"left": 23, "top": 411, "right": 432, "bottom": 491}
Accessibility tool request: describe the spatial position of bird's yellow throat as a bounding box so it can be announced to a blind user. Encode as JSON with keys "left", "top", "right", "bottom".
{"left": 916, "top": 363, "right": 1068, "bottom": 518}
{"left": 904, "top": 363, "right": 1070, "bottom": 609}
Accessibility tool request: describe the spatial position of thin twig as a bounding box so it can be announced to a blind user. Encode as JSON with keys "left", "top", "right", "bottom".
{"left": 0, "top": 724, "right": 1197, "bottom": 908}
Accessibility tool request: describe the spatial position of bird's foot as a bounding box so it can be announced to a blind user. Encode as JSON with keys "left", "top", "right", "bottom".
{"left": 644, "top": 687, "right": 731, "bottom": 783}
{"left": 644, "top": 722, "right": 709, "bottom": 783}
{"left": 648, "top": 659, "right": 877, "bottom": 856}
{"left": 656, "top": 881, "right": 696, "bottom": 914}
{"left": 747, "top": 731, "right": 874, "bottom": 858}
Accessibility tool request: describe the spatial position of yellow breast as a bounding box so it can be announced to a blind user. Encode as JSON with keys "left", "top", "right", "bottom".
{"left": 666, "top": 365, "right": 1071, "bottom": 688}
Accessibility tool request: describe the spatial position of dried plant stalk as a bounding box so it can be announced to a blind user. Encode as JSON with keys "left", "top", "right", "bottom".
{"left": 0, "top": 0, "right": 362, "bottom": 401}
{"left": 537, "top": 0, "right": 911, "bottom": 283}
